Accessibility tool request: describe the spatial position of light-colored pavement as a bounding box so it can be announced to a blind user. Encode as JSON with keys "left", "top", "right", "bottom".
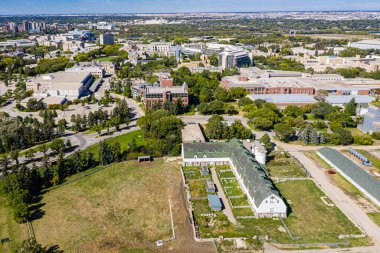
{"left": 210, "top": 167, "right": 237, "bottom": 225}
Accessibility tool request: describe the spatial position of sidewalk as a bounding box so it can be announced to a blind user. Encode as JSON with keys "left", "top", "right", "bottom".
{"left": 210, "top": 167, "right": 237, "bottom": 224}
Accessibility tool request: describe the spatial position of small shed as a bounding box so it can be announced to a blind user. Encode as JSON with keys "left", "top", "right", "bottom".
{"left": 205, "top": 179, "right": 216, "bottom": 193}
{"left": 200, "top": 166, "right": 209, "bottom": 175}
{"left": 138, "top": 156, "right": 151, "bottom": 163}
{"left": 208, "top": 194, "right": 222, "bottom": 211}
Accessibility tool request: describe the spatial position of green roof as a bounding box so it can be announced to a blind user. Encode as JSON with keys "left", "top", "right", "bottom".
{"left": 183, "top": 140, "right": 282, "bottom": 207}
{"left": 318, "top": 147, "right": 380, "bottom": 204}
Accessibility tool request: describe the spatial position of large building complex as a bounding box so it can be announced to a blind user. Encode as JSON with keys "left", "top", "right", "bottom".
{"left": 182, "top": 43, "right": 252, "bottom": 69}
{"left": 221, "top": 67, "right": 380, "bottom": 95}
{"left": 182, "top": 140, "right": 287, "bottom": 218}
{"left": 26, "top": 71, "right": 93, "bottom": 98}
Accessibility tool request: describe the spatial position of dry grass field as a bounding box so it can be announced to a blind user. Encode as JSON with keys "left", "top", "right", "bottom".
{"left": 31, "top": 159, "right": 179, "bottom": 252}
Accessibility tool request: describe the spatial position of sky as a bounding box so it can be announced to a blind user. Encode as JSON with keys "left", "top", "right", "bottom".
{"left": 0, "top": 0, "right": 380, "bottom": 15}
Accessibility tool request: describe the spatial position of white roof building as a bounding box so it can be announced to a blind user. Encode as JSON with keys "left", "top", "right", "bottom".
{"left": 26, "top": 71, "right": 93, "bottom": 99}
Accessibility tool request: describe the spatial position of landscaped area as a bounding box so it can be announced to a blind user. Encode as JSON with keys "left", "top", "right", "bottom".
{"left": 95, "top": 56, "right": 117, "bottom": 62}
{"left": 29, "top": 159, "right": 178, "bottom": 252}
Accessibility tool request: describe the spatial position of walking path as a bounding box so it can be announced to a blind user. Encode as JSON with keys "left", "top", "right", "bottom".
{"left": 210, "top": 167, "right": 237, "bottom": 224}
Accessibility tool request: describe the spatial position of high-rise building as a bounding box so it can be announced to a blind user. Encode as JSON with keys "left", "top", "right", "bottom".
{"left": 99, "top": 33, "right": 114, "bottom": 45}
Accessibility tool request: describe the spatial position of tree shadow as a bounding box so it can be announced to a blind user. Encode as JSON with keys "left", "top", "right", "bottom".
{"left": 28, "top": 202, "right": 46, "bottom": 221}
{"left": 45, "top": 244, "right": 64, "bottom": 253}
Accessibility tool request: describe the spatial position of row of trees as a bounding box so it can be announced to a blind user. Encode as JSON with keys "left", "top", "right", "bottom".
{"left": 71, "top": 99, "right": 131, "bottom": 133}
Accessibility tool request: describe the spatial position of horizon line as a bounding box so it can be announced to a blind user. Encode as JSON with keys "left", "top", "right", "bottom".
{"left": 1, "top": 10, "right": 380, "bottom": 16}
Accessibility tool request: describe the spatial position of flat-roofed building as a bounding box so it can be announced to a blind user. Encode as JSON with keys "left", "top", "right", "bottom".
{"left": 325, "top": 95, "right": 376, "bottom": 115}
{"left": 66, "top": 62, "right": 105, "bottom": 77}
{"left": 26, "top": 71, "right": 93, "bottom": 99}
{"left": 247, "top": 94, "right": 317, "bottom": 108}
{"left": 99, "top": 33, "right": 114, "bottom": 45}
{"left": 143, "top": 83, "right": 189, "bottom": 109}
{"left": 317, "top": 147, "right": 380, "bottom": 207}
{"left": 350, "top": 39, "right": 380, "bottom": 50}
{"left": 221, "top": 67, "right": 380, "bottom": 95}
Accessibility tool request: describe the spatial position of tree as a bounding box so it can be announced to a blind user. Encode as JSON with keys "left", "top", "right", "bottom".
{"left": 354, "top": 134, "right": 373, "bottom": 145}
{"left": 205, "top": 115, "right": 229, "bottom": 140}
{"left": 10, "top": 149, "right": 20, "bottom": 167}
{"left": 274, "top": 123, "right": 295, "bottom": 142}
{"left": 259, "top": 134, "right": 273, "bottom": 151}
{"left": 283, "top": 105, "right": 305, "bottom": 118}
{"left": 209, "top": 53, "right": 218, "bottom": 66}
{"left": 98, "top": 141, "right": 112, "bottom": 165}
{"left": 50, "top": 139, "right": 65, "bottom": 154}
{"left": 16, "top": 239, "right": 46, "bottom": 253}
{"left": 311, "top": 102, "right": 333, "bottom": 119}
{"left": 344, "top": 98, "right": 356, "bottom": 116}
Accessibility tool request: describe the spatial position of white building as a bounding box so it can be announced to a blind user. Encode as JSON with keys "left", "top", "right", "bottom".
{"left": 96, "top": 22, "right": 115, "bottom": 31}
{"left": 182, "top": 140, "right": 287, "bottom": 218}
{"left": 26, "top": 71, "right": 93, "bottom": 99}
{"left": 350, "top": 40, "right": 380, "bottom": 50}
{"left": 65, "top": 62, "right": 105, "bottom": 78}
{"left": 150, "top": 42, "right": 173, "bottom": 54}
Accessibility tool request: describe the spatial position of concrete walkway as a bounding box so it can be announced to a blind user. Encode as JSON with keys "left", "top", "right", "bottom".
{"left": 210, "top": 167, "right": 237, "bottom": 224}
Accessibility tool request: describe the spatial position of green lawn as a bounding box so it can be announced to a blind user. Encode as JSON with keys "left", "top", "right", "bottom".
{"left": 31, "top": 159, "right": 178, "bottom": 252}
{"left": 277, "top": 180, "right": 364, "bottom": 244}
{"left": 95, "top": 56, "right": 117, "bottom": 62}
{"left": 368, "top": 213, "right": 380, "bottom": 227}
{"left": 0, "top": 196, "right": 28, "bottom": 252}
{"left": 266, "top": 154, "right": 308, "bottom": 178}
{"left": 86, "top": 129, "right": 145, "bottom": 159}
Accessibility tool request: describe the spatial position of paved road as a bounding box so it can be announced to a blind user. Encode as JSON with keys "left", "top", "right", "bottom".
{"left": 210, "top": 167, "right": 237, "bottom": 224}
{"left": 14, "top": 98, "right": 145, "bottom": 167}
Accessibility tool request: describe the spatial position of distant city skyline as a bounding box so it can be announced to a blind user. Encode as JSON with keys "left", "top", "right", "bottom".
{"left": 1, "top": 0, "right": 380, "bottom": 15}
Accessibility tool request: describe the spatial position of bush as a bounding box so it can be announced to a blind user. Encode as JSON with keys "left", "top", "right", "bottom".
{"left": 372, "top": 132, "right": 380, "bottom": 140}
{"left": 354, "top": 134, "right": 374, "bottom": 145}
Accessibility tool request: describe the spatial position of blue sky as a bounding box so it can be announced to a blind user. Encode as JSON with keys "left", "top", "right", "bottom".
{"left": 0, "top": 0, "right": 380, "bottom": 15}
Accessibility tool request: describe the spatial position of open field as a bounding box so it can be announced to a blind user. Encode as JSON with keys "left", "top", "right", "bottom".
{"left": 0, "top": 196, "right": 28, "bottom": 252}
{"left": 266, "top": 153, "right": 308, "bottom": 178}
{"left": 306, "top": 151, "right": 380, "bottom": 226}
{"left": 277, "top": 180, "right": 365, "bottom": 244}
{"left": 30, "top": 159, "right": 181, "bottom": 252}
{"left": 297, "top": 33, "right": 373, "bottom": 40}
{"left": 95, "top": 56, "right": 117, "bottom": 62}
